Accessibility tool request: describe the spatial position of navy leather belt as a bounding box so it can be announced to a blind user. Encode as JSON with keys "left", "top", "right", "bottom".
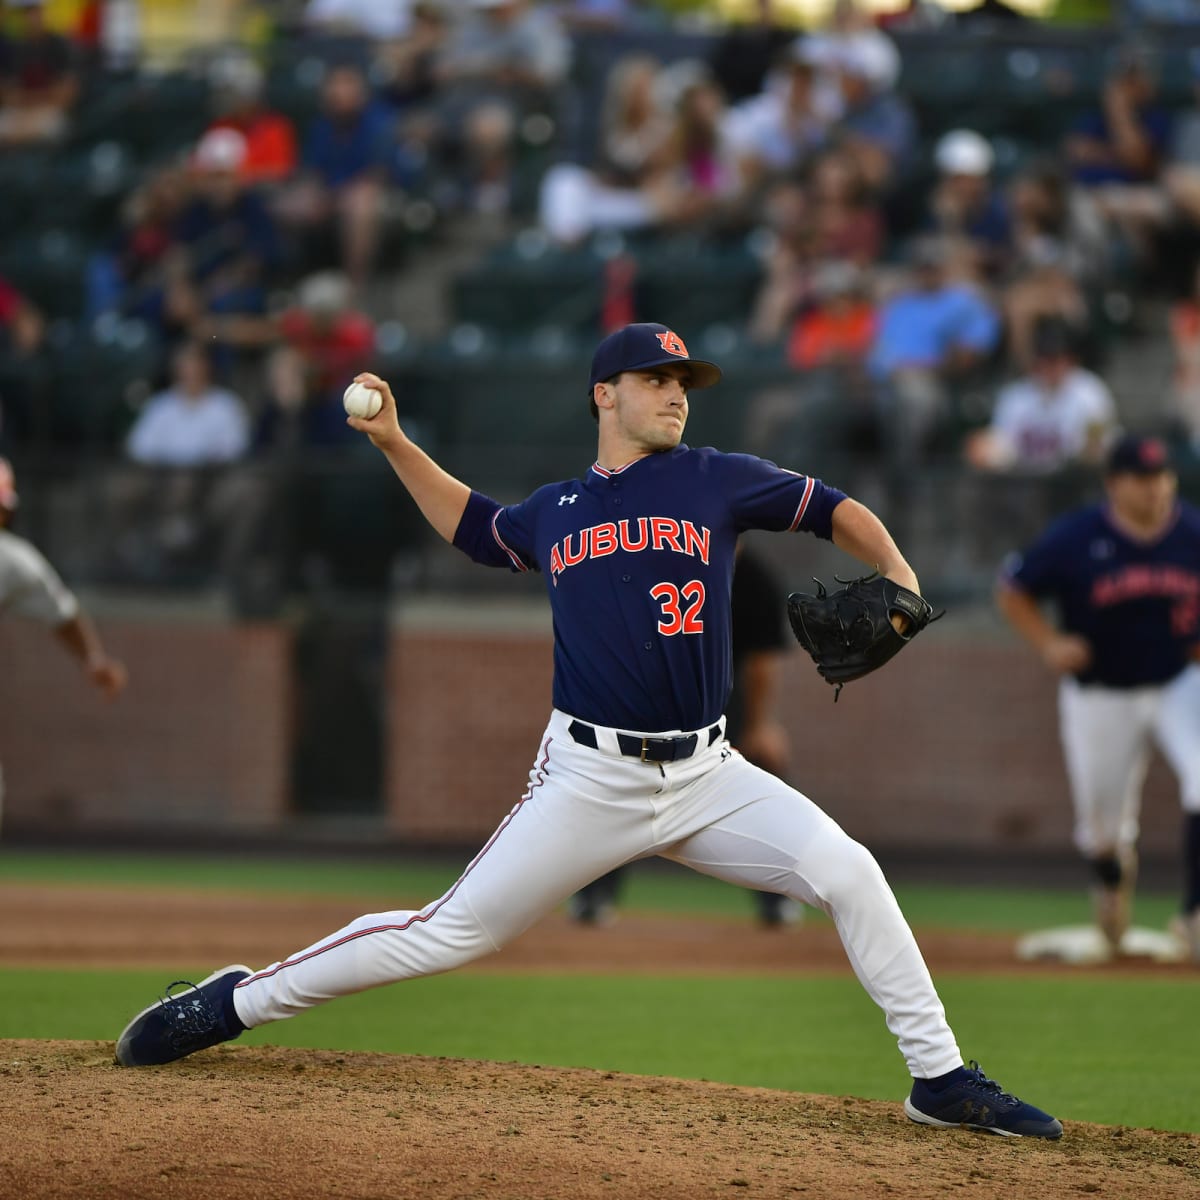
{"left": 567, "top": 719, "right": 722, "bottom": 763}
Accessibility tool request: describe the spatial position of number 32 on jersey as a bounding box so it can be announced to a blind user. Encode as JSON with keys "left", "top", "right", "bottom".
{"left": 651, "top": 580, "right": 706, "bottom": 635}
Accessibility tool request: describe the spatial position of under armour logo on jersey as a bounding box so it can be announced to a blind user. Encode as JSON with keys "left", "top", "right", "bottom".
{"left": 655, "top": 330, "right": 689, "bottom": 358}
{"left": 558, "top": 493, "right": 578, "bottom": 506}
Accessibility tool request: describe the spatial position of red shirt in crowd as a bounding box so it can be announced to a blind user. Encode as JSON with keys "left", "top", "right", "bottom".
{"left": 279, "top": 308, "right": 375, "bottom": 394}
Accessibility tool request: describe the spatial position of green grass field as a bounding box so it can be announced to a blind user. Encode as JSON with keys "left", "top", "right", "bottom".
{"left": 2, "top": 850, "right": 1197, "bottom": 1132}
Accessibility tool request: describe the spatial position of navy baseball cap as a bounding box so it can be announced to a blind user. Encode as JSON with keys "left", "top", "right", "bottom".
{"left": 1105, "top": 433, "right": 1173, "bottom": 475}
{"left": 587, "top": 323, "right": 722, "bottom": 395}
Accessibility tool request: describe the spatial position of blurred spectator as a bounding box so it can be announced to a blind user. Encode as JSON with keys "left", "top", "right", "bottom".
{"left": 125, "top": 341, "right": 250, "bottom": 468}
{"left": 787, "top": 260, "right": 875, "bottom": 371}
{"left": 537, "top": 52, "right": 670, "bottom": 243}
{"left": 809, "top": 147, "right": 882, "bottom": 264}
{"left": 275, "top": 63, "right": 392, "bottom": 288}
{"left": 86, "top": 166, "right": 187, "bottom": 323}
{"left": 428, "top": 0, "right": 570, "bottom": 215}
{"left": 599, "top": 53, "right": 671, "bottom": 187}
{"left": 258, "top": 271, "right": 376, "bottom": 449}
{"left": 0, "top": 271, "right": 43, "bottom": 356}
{"left": 1168, "top": 260, "right": 1200, "bottom": 449}
{"left": 166, "top": 128, "right": 281, "bottom": 359}
{"left": 1004, "top": 160, "right": 1103, "bottom": 367}
{"left": 106, "top": 341, "right": 252, "bottom": 581}
{"left": 1065, "top": 47, "right": 1169, "bottom": 189}
{"left": 816, "top": 21, "right": 913, "bottom": 193}
{"left": 708, "top": 0, "right": 796, "bottom": 104}
{"left": 0, "top": 0, "right": 79, "bottom": 147}
{"left": 375, "top": 1, "right": 447, "bottom": 115}
{"left": 828, "top": 44, "right": 912, "bottom": 194}
{"left": 748, "top": 179, "right": 818, "bottom": 344}
{"left": 0, "top": 271, "right": 44, "bottom": 446}
{"left": 724, "top": 47, "right": 837, "bottom": 190}
{"left": 304, "top": 0, "right": 416, "bottom": 40}
{"left": 963, "top": 318, "right": 1116, "bottom": 474}
{"left": 1064, "top": 46, "right": 1171, "bottom": 272}
{"left": 746, "top": 261, "right": 877, "bottom": 465}
{"left": 204, "top": 53, "right": 299, "bottom": 187}
{"left": 1008, "top": 160, "right": 1108, "bottom": 286}
{"left": 653, "top": 69, "right": 741, "bottom": 231}
{"left": 1002, "top": 240, "right": 1091, "bottom": 372}
{"left": 925, "top": 130, "right": 1011, "bottom": 272}
{"left": 868, "top": 236, "right": 1001, "bottom": 463}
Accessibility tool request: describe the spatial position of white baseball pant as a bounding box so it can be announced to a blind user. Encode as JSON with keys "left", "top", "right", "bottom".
{"left": 1058, "top": 664, "right": 1200, "bottom": 856}
{"left": 233, "top": 708, "right": 963, "bottom": 1080}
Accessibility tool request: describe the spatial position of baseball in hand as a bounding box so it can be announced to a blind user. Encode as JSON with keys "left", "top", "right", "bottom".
{"left": 343, "top": 381, "right": 383, "bottom": 420}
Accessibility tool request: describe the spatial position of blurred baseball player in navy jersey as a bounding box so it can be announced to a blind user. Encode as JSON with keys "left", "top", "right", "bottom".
{"left": 114, "top": 323, "right": 1061, "bottom": 1139}
{"left": 0, "top": 457, "right": 127, "bottom": 827}
{"left": 998, "top": 434, "right": 1200, "bottom": 961}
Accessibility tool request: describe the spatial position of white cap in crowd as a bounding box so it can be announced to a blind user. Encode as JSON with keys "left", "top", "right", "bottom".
{"left": 935, "top": 129, "right": 994, "bottom": 177}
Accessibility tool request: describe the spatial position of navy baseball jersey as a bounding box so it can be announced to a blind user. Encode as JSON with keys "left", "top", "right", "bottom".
{"left": 454, "top": 444, "right": 845, "bottom": 730}
{"left": 1004, "top": 501, "right": 1200, "bottom": 687}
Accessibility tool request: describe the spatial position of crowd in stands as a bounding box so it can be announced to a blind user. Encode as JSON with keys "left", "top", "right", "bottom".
{"left": 1, "top": 0, "right": 1200, "bottom": 598}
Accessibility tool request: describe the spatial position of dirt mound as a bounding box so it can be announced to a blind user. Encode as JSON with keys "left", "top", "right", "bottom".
{"left": 1, "top": 1041, "right": 1197, "bottom": 1200}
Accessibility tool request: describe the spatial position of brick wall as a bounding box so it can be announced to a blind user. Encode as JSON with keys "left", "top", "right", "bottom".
{"left": 384, "top": 615, "right": 1182, "bottom": 858}
{"left": 0, "top": 603, "right": 1182, "bottom": 856}
{"left": 0, "top": 616, "right": 292, "bottom": 830}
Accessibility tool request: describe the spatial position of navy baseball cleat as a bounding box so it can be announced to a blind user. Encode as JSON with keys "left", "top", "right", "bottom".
{"left": 905, "top": 1061, "right": 1063, "bottom": 1139}
{"left": 114, "top": 965, "right": 252, "bottom": 1067}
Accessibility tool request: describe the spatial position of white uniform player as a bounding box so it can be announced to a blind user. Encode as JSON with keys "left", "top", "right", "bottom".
{"left": 0, "top": 458, "right": 127, "bottom": 825}
{"left": 998, "top": 434, "right": 1200, "bottom": 959}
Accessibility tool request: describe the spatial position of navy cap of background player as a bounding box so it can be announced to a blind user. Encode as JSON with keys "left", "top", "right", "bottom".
{"left": 1105, "top": 433, "right": 1173, "bottom": 476}
{"left": 587, "top": 323, "right": 722, "bottom": 395}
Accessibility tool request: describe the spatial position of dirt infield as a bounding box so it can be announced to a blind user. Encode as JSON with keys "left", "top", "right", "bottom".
{"left": 0, "top": 882, "right": 1189, "bottom": 978}
{"left": 3, "top": 884, "right": 1199, "bottom": 1199}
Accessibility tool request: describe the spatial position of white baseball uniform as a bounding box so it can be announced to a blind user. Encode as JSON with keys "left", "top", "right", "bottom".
{"left": 0, "top": 528, "right": 81, "bottom": 826}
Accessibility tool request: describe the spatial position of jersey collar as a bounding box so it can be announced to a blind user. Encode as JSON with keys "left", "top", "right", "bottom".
{"left": 588, "top": 444, "right": 689, "bottom": 484}
{"left": 1102, "top": 500, "right": 1182, "bottom": 547}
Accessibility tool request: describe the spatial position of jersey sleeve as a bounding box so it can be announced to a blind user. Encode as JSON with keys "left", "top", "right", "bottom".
{"left": 1, "top": 538, "right": 80, "bottom": 625}
{"left": 1000, "top": 518, "right": 1071, "bottom": 597}
{"left": 722, "top": 453, "right": 847, "bottom": 539}
{"left": 452, "top": 488, "right": 540, "bottom": 572}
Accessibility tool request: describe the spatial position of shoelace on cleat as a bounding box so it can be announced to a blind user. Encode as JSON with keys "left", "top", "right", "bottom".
{"left": 158, "top": 981, "right": 220, "bottom": 1050}
{"left": 962, "top": 1061, "right": 1020, "bottom": 1108}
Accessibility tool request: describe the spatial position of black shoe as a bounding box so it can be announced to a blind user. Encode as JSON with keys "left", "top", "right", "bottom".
{"left": 115, "top": 965, "right": 251, "bottom": 1067}
{"left": 905, "top": 1062, "right": 1063, "bottom": 1139}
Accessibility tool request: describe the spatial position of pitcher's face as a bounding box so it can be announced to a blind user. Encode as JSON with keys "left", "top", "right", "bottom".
{"left": 604, "top": 366, "right": 691, "bottom": 452}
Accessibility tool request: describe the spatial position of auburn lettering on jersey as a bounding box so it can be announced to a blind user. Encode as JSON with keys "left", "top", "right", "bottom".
{"left": 548, "top": 517, "right": 711, "bottom": 582}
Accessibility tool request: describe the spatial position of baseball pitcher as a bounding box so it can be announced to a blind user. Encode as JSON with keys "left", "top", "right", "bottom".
{"left": 114, "top": 324, "right": 1061, "bottom": 1138}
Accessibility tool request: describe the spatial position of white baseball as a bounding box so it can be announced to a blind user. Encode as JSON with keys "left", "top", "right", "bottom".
{"left": 343, "top": 381, "right": 383, "bottom": 420}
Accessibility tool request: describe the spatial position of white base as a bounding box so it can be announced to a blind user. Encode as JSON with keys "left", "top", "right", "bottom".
{"left": 1015, "top": 924, "right": 1187, "bottom": 965}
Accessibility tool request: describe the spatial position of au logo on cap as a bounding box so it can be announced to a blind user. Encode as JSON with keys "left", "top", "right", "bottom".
{"left": 655, "top": 330, "right": 689, "bottom": 358}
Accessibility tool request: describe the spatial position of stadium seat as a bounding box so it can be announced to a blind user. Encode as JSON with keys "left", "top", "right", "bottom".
{"left": 44, "top": 318, "right": 162, "bottom": 447}
{"left": 0, "top": 230, "right": 89, "bottom": 320}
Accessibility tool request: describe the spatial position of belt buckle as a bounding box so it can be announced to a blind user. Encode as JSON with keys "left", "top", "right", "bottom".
{"left": 640, "top": 737, "right": 654, "bottom": 763}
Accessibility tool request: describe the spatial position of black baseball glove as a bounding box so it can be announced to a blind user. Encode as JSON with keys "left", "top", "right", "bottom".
{"left": 786, "top": 572, "right": 941, "bottom": 699}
